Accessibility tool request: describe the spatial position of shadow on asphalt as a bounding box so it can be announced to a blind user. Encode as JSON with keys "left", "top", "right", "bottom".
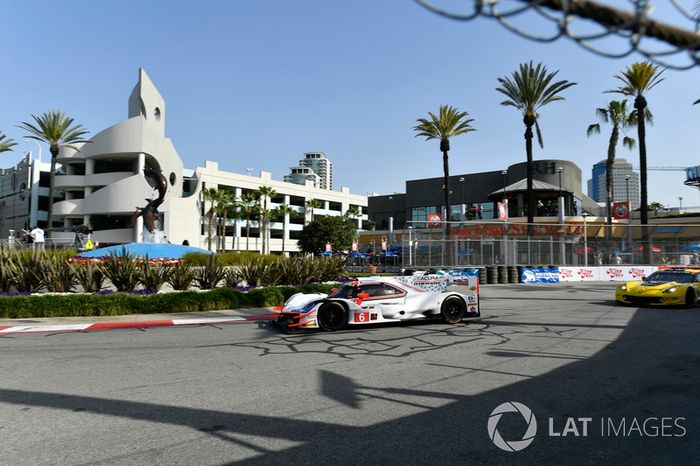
{"left": 0, "top": 307, "right": 699, "bottom": 464}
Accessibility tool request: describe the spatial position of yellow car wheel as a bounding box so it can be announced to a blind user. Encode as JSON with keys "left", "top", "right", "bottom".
{"left": 684, "top": 289, "right": 696, "bottom": 308}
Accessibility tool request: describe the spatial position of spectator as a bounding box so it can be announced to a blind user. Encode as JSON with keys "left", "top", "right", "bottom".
{"left": 29, "top": 226, "right": 45, "bottom": 251}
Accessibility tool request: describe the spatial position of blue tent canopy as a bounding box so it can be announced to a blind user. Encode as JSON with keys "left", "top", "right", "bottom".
{"left": 76, "top": 243, "right": 212, "bottom": 260}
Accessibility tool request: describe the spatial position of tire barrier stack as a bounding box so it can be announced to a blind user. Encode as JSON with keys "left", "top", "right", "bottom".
{"left": 478, "top": 267, "right": 487, "bottom": 285}
{"left": 508, "top": 265, "right": 519, "bottom": 283}
{"left": 486, "top": 266, "right": 498, "bottom": 284}
{"left": 497, "top": 265, "right": 508, "bottom": 284}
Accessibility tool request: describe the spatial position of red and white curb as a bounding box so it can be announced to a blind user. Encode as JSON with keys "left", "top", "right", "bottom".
{"left": 0, "top": 314, "right": 275, "bottom": 335}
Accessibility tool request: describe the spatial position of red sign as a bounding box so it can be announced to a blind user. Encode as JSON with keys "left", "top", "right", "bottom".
{"left": 613, "top": 201, "right": 630, "bottom": 220}
{"left": 427, "top": 213, "right": 442, "bottom": 227}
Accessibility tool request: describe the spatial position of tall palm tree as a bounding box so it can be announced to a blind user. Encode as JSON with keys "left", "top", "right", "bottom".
{"left": 586, "top": 100, "right": 644, "bottom": 235}
{"left": 413, "top": 105, "right": 476, "bottom": 227}
{"left": 18, "top": 111, "right": 90, "bottom": 234}
{"left": 305, "top": 198, "right": 322, "bottom": 223}
{"left": 606, "top": 62, "right": 665, "bottom": 234}
{"left": 273, "top": 203, "right": 295, "bottom": 256}
{"left": 239, "top": 192, "right": 259, "bottom": 251}
{"left": 202, "top": 187, "right": 220, "bottom": 251}
{"left": 215, "top": 190, "right": 234, "bottom": 251}
{"left": 496, "top": 62, "right": 576, "bottom": 232}
{"left": 257, "top": 186, "right": 276, "bottom": 254}
{"left": 0, "top": 131, "right": 17, "bottom": 154}
{"left": 228, "top": 206, "right": 244, "bottom": 251}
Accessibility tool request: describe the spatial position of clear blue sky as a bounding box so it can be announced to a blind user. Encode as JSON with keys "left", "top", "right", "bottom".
{"left": 2, "top": 0, "right": 699, "bottom": 207}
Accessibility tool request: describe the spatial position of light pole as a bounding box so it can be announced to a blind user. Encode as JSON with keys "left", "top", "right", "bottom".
{"left": 502, "top": 169, "right": 509, "bottom": 264}
{"left": 501, "top": 170, "right": 508, "bottom": 215}
{"left": 583, "top": 212, "right": 589, "bottom": 266}
{"left": 459, "top": 177, "right": 465, "bottom": 220}
{"left": 679, "top": 196, "right": 684, "bottom": 214}
{"left": 408, "top": 225, "right": 413, "bottom": 266}
{"left": 557, "top": 166, "right": 564, "bottom": 221}
{"left": 625, "top": 174, "right": 632, "bottom": 251}
{"left": 25, "top": 139, "right": 42, "bottom": 163}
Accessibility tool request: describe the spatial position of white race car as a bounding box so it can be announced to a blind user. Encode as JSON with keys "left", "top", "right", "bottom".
{"left": 275, "top": 275, "right": 480, "bottom": 332}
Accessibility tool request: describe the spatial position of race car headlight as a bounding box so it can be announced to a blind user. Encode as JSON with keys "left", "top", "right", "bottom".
{"left": 619, "top": 284, "right": 627, "bottom": 291}
{"left": 664, "top": 286, "right": 678, "bottom": 293}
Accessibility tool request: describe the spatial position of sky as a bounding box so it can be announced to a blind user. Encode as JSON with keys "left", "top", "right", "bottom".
{"left": 2, "top": 0, "right": 699, "bottom": 208}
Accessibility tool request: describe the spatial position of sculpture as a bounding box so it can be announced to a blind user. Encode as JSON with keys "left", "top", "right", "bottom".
{"left": 131, "top": 167, "right": 168, "bottom": 243}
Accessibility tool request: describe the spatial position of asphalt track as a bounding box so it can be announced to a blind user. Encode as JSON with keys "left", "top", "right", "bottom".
{"left": 0, "top": 283, "right": 698, "bottom": 465}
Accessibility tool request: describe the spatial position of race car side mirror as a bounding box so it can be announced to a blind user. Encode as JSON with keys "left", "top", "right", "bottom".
{"left": 641, "top": 276, "right": 647, "bottom": 281}
{"left": 330, "top": 288, "right": 337, "bottom": 294}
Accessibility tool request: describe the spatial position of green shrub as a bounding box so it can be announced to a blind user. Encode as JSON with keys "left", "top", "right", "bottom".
{"left": 223, "top": 267, "right": 242, "bottom": 288}
{"left": 245, "top": 287, "right": 285, "bottom": 307}
{"left": 73, "top": 262, "right": 105, "bottom": 293}
{"left": 100, "top": 250, "right": 141, "bottom": 291}
{"left": 41, "top": 255, "right": 77, "bottom": 292}
{"left": 194, "top": 254, "right": 225, "bottom": 290}
{"left": 139, "top": 261, "right": 172, "bottom": 292}
{"left": 7, "top": 250, "right": 44, "bottom": 293}
{"left": 0, "top": 250, "right": 12, "bottom": 292}
{"left": 168, "top": 265, "right": 196, "bottom": 291}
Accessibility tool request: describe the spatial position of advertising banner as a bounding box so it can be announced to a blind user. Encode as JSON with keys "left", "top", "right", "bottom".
{"left": 612, "top": 201, "right": 631, "bottom": 220}
{"left": 601, "top": 266, "right": 657, "bottom": 282}
{"left": 520, "top": 268, "right": 560, "bottom": 284}
{"left": 558, "top": 267, "right": 601, "bottom": 282}
{"left": 427, "top": 213, "right": 442, "bottom": 227}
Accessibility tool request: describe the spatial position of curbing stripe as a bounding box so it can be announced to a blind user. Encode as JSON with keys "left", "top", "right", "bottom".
{"left": 0, "top": 314, "right": 276, "bottom": 335}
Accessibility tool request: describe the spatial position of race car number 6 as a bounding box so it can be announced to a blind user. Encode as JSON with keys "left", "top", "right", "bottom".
{"left": 354, "top": 312, "right": 369, "bottom": 323}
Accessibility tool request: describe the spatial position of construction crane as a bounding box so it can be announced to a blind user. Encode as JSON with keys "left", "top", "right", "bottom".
{"left": 633, "top": 166, "right": 687, "bottom": 171}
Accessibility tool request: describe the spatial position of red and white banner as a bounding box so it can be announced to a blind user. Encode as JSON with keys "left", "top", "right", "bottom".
{"left": 427, "top": 213, "right": 442, "bottom": 227}
{"left": 558, "top": 266, "right": 657, "bottom": 282}
{"left": 612, "top": 201, "right": 631, "bottom": 220}
{"left": 497, "top": 202, "right": 507, "bottom": 221}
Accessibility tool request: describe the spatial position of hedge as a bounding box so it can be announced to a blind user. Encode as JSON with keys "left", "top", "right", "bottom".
{"left": 0, "top": 284, "right": 338, "bottom": 319}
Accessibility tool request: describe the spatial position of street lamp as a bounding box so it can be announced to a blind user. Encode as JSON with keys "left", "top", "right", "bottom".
{"left": 459, "top": 177, "right": 465, "bottom": 220}
{"left": 679, "top": 196, "right": 684, "bottom": 214}
{"left": 557, "top": 167, "right": 564, "bottom": 221}
{"left": 625, "top": 174, "right": 632, "bottom": 248}
{"left": 582, "top": 212, "right": 589, "bottom": 266}
{"left": 24, "top": 139, "right": 42, "bottom": 163}
{"left": 408, "top": 225, "right": 413, "bottom": 266}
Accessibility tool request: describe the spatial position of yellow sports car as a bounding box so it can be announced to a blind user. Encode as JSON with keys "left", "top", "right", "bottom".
{"left": 616, "top": 268, "right": 700, "bottom": 307}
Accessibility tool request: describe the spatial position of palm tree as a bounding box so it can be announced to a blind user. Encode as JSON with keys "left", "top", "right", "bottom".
{"left": 273, "top": 204, "right": 295, "bottom": 256}
{"left": 606, "top": 62, "right": 665, "bottom": 235}
{"left": 239, "top": 192, "right": 259, "bottom": 251}
{"left": 18, "top": 111, "right": 90, "bottom": 234}
{"left": 228, "top": 206, "right": 244, "bottom": 251}
{"left": 305, "top": 198, "right": 322, "bottom": 223}
{"left": 0, "top": 131, "right": 17, "bottom": 154}
{"left": 496, "top": 62, "right": 576, "bottom": 232}
{"left": 586, "top": 100, "right": 643, "bottom": 235}
{"left": 413, "top": 105, "right": 476, "bottom": 228}
{"left": 202, "top": 187, "right": 220, "bottom": 251}
{"left": 257, "top": 186, "right": 276, "bottom": 254}
{"left": 215, "top": 190, "right": 234, "bottom": 251}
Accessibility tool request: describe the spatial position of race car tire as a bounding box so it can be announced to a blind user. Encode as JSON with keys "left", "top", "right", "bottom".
{"left": 684, "top": 289, "right": 696, "bottom": 308}
{"left": 317, "top": 302, "right": 347, "bottom": 332}
{"left": 441, "top": 296, "right": 466, "bottom": 324}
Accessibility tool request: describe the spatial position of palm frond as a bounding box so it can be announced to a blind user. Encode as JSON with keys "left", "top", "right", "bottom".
{"left": 0, "top": 131, "right": 17, "bottom": 153}
{"left": 534, "top": 120, "right": 544, "bottom": 149}
{"left": 622, "top": 136, "right": 636, "bottom": 150}
{"left": 586, "top": 124, "right": 601, "bottom": 137}
{"left": 17, "top": 110, "right": 91, "bottom": 153}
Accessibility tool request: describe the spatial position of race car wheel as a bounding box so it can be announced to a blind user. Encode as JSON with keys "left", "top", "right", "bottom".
{"left": 317, "top": 302, "right": 347, "bottom": 332}
{"left": 685, "top": 289, "right": 696, "bottom": 308}
{"left": 441, "top": 296, "right": 466, "bottom": 324}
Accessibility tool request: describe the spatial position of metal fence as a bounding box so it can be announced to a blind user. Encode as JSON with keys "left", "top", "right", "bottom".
{"left": 395, "top": 221, "right": 700, "bottom": 268}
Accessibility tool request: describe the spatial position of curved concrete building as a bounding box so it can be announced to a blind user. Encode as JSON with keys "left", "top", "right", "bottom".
{"left": 51, "top": 69, "right": 367, "bottom": 251}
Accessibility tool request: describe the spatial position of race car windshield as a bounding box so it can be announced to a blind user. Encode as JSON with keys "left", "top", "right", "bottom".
{"left": 645, "top": 272, "right": 695, "bottom": 283}
{"left": 328, "top": 284, "right": 358, "bottom": 299}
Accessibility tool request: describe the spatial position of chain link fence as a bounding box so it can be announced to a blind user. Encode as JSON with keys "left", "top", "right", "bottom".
{"left": 394, "top": 221, "right": 700, "bottom": 268}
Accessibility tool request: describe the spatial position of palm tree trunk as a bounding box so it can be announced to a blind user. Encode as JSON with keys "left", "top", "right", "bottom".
{"left": 605, "top": 126, "right": 619, "bottom": 241}
{"left": 221, "top": 212, "right": 228, "bottom": 251}
{"left": 282, "top": 217, "right": 286, "bottom": 256}
{"left": 635, "top": 96, "right": 650, "bottom": 263}
{"left": 440, "top": 139, "right": 451, "bottom": 245}
{"left": 524, "top": 118, "right": 535, "bottom": 236}
{"left": 246, "top": 213, "right": 251, "bottom": 251}
{"left": 207, "top": 212, "right": 213, "bottom": 251}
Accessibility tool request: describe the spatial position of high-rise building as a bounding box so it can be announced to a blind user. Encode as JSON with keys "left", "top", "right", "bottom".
{"left": 285, "top": 152, "right": 333, "bottom": 190}
{"left": 587, "top": 158, "right": 640, "bottom": 210}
